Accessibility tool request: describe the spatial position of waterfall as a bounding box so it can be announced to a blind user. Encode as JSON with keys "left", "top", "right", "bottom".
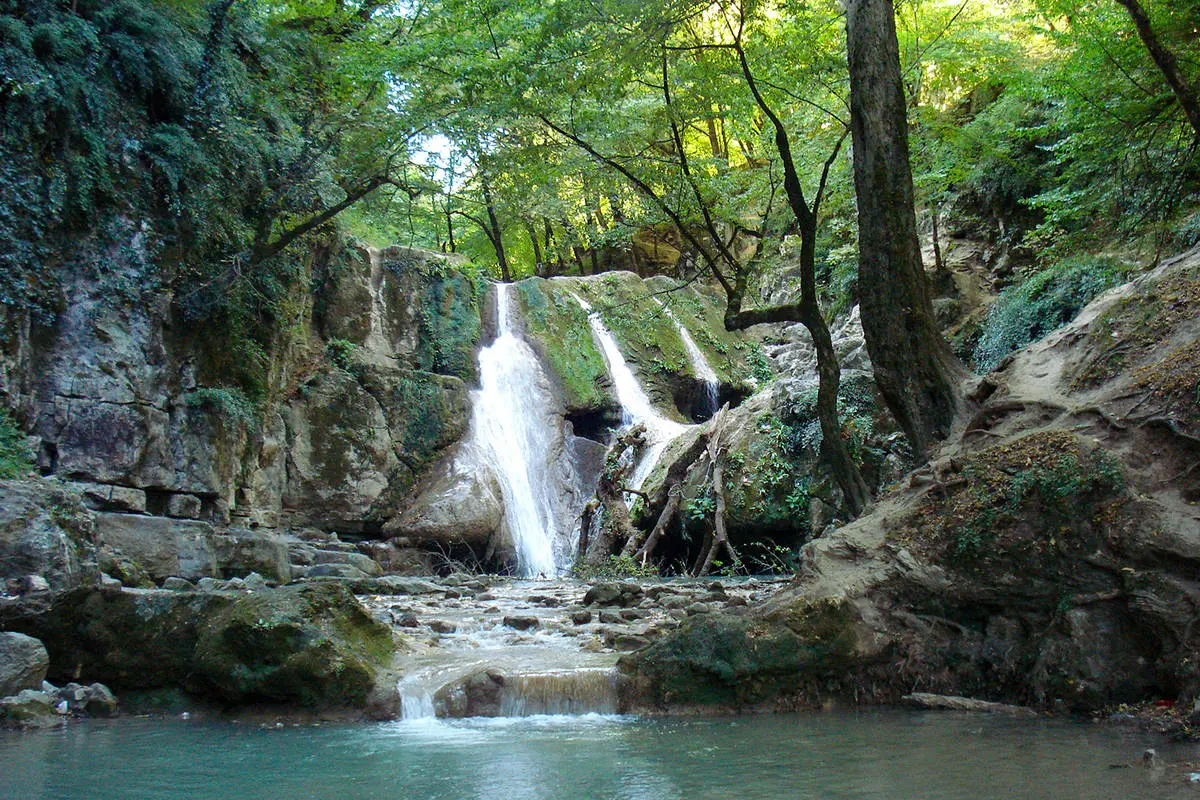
{"left": 652, "top": 297, "right": 719, "bottom": 418}
{"left": 571, "top": 294, "right": 688, "bottom": 491}
{"left": 471, "top": 284, "right": 565, "bottom": 577}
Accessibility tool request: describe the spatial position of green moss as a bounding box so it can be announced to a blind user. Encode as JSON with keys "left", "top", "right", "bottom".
{"left": 0, "top": 407, "right": 32, "bottom": 479}
{"left": 413, "top": 271, "right": 482, "bottom": 381}
{"left": 193, "top": 583, "right": 394, "bottom": 707}
{"left": 515, "top": 277, "right": 611, "bottom": 411}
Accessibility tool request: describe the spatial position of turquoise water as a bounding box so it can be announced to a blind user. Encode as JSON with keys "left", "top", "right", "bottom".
{"left": 1, "top": 710, "right": 1191, "bottom": 799}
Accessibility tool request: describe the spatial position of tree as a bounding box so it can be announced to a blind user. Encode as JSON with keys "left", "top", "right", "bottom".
{"left": 845, "top": 0, "right": 965, "bottom": 462}
{"left": 1113, "top": 0, "right": 1200, "bottom": 140}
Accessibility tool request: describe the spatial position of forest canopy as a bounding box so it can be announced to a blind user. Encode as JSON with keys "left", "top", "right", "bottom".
{"left": 0, "top": 0, "right": 1197, "bottom": 320}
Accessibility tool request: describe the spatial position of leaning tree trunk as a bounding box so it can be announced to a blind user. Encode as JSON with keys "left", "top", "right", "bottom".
{"left": 845, "top": 0, "right": 965, "bottom": 462}
{"left": 1114, "top": 0, "right": 1200, "bottom": 140}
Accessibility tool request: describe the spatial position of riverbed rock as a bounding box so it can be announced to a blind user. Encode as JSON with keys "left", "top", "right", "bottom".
{"left": 584, "top": 582, "right": 644, "bottom": 607}
{"left": 902, "top": 693, "right": 1038, "bottom": 716}
{"left": 94, "top": 514, "right": 218, "bottom": 581}
{"left": 192, "top": 582, "right": 397, "bottom": 707}
{"left": 0, "top": 632, "right": 49, "bottom": 697}
{"left": 435, "top": 668, "right": 506, "bottom": 717}
{"left": 503, "top": 615, "right": 540, "bottom": 631}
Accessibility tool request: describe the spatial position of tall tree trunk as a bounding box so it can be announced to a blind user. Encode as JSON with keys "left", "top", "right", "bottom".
{"left": 525, "top": 221, "right": 544, "bottom": 276}
{"left": 480, "top": 179, "right": 510, "bottom": 281}
{"left": 731, "top": 41, "right": 871, "bottom": 515}
{"left": 1114, "top": 0, "right": 1200, "bottom": 139}
{"left": 191, "top": 0, "right": 238, "bottom": 128}
{"left": 846, "top": 0, "right": 964, "bottom": 462}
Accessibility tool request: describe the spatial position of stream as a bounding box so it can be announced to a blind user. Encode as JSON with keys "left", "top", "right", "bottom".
{"left": 3, "top": 710, "right": 1193, "bottom": 799}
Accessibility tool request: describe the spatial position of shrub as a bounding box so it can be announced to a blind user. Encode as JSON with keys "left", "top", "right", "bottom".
{"left": 185, "top": 386, "right": 257, "bottom": 426}
{"left": 0, "top": 407, "right": 32, "bottom": 479}
{"left": 973, "top": 256, "right": 1131, "bottom": 372}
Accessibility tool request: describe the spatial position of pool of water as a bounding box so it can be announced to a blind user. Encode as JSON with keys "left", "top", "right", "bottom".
{"left": 1, "top": 709, "right": 1193, "bottom": 799}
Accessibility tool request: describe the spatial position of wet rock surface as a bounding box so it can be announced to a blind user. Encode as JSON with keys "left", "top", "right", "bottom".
{"left": 361, "top": 575, "right": 789, "bottom": 718}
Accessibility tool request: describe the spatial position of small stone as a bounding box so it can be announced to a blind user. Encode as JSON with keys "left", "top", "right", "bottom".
{"left": 161, "top": 577, "right": 194, "bottom": 591}
{"left": 395, "top": 613, "right": 420, "bottom": 628}
{"left": 707, "top": 581, "right": 726, "bottom": 593}
{"left": 428, "top": 620, "right": 456, "bottom": 634}
{"left": 725, "top": 596, "right": 748, "bottom": 607}
{"left": 599, "top": 610, "right": 624, "bottom": 625}
{"left": 196, "top": 577, "right": 226, "bottom": 592}
{"left": 571, "top": 611, "right": 593, "bottom": 625}
{"left": 503, "top": 616, "right": 540, "bottom": 631}
{"left": 619, "top": 609, "right": 645, "bottom": 621}
{"left": 476, "top": 592, "right": 497, "bottom": 602}
{"left": 443, "top": 589, "right": 462, "bottom": 599}
{"left": 685, "top": 603, "right": 712, "bottom": 616}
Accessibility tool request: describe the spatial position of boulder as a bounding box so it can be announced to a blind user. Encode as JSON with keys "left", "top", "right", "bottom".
{"left": 94, "top": 513, "right": 217, "bottom": 581}
{"left": 584, "top": 582, "right": 644, "bottom": 607}
{"left": 435, "top": 669, "right": 506, "bottom": 718}
{"left": 192, "top": 582, "right": 396, "bottom": 707}
{"left": 210, "top": 530, "right": 291, "bottom": 583}
{"left": 387, "top": 452, "right": 504, "bottom": 550}
{"left": 76, "top": 483, "right": 147, "bottom": 514}
{"left": 0, "top": 689, "right": 63, "bottom": 728}
{"left": 503, "top": 616, "right": 540, "bottom": 631}
{"left": 0, "top": 632, "right": 49, "bottom": 697}
{"left": 0, "top": 478, "right": 96, "bottom": 592}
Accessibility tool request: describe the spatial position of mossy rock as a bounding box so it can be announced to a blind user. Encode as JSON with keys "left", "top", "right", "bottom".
{"left": 623, "top": 597, "right": 880, "bottom": 709}
{"left": 192, "top": 582, "right": 395, "bottom": 707}
{"left": 514, "top": 276, "right": 613, "bottom": 413}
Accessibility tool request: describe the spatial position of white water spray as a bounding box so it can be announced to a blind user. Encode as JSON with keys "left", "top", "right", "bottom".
{"left": 652, "top": 297, "right": 719, "bottom": 418}
{"left": 470, "top": 284, "right": 565, "bottom": 576}
{"left": 571, "top": 293, "right": 688, "bottom": 491}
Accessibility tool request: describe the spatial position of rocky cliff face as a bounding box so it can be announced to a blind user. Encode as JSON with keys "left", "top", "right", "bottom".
{"left": 0, "top": 240, "right": 775, "bottom": 581}
{"left": 622, "top": 247, "right": 1200, "bottom": 713}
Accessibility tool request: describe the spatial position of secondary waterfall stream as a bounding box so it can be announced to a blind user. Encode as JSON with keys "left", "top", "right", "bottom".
{"left": 571, "top": 293, "right": 688, "bottom": 491}
{"left": 653, "top": 296, "right": 719, "bottom": 418}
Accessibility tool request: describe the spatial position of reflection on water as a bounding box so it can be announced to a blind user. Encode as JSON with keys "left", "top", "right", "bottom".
{"left": 1, "top": 709, "right": 1194, "bottom": 800}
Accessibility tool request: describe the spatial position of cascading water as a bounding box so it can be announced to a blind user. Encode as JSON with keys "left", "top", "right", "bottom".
{"left": 652, "top": 297, "right": 719, "bottom": 419}
{"left": 571, "top": 293, "right": 688, "bottom": 491}
{"left": 470, "top": 284, "right": 567, "bottom": 577}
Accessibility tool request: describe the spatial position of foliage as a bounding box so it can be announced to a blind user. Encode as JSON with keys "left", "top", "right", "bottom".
{"left": 973, "top": 256, "right": 1132, "bottom": 372}
{"left": 0, "top": 407, "right": 32, "bottom": 479}
{"left": 184, "top": 386, "right": 258, "bottom": 426}
{"left": 572, "top": 554, "right": 657, "bottom": 580}
{"left": 325, "top": 338, "right": 360, "bottom": 373}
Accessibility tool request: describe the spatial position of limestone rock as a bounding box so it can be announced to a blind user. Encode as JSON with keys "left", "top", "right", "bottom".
{"left": 94, "top": 513, "right": 217, "bottom": 580}
{"left": 435, "top": 669, "right": 506, "bottom": 718}
{"left": 210, "top": 530, "right": 290, "bottom": 583}
{"left": 0, "top": 632, "right": 49, "bottom": 697}
{"left": 76, "top": 483, "right": 147, "bottom": 514}
{"left": 192, "top": 582, "right": 396, "bottom": 707}
{"left": 0, "top": 689, "right": 63, "bottom": 728}
{"left": 388, "top": 450, "right": 504, "bottom": 551}
{"left": 0, "top": 478, "right": 96, "bottom": 592}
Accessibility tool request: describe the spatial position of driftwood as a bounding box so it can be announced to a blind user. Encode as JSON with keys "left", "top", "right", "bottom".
{"left": 631, "top": 484, "right": 683, "bottom": 563}
{"left": 697, "top": 405, "right": 741, "bottom": 576}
